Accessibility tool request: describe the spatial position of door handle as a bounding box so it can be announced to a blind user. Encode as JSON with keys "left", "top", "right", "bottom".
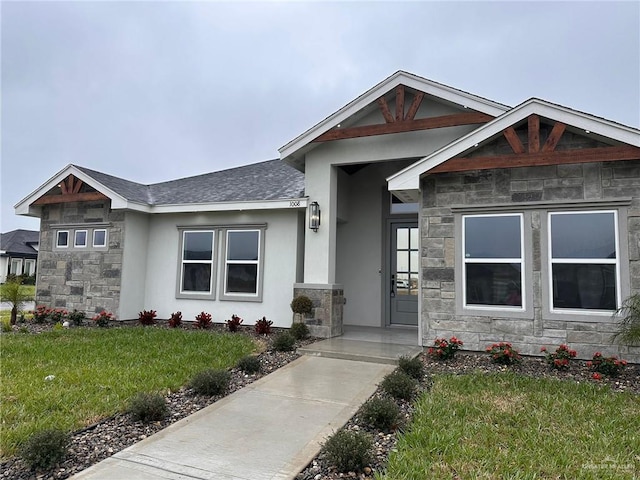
{"left": 391, "top": 274, "right": 396, "bottom": 298}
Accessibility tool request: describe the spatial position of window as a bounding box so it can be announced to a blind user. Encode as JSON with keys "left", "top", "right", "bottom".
{"left": 549, "top": 211, "right": 619, "bottom": 312}
{"left": 224, "top": 230, "right": 261, "bottom": 297}
{"left": 93, "top": 229, "right": 107, "bottom": 247}
{"left": 180, "top": 231, "right": 215, "bottom": 295}
{"left": 24, "top": 259, "right": 36, "bottom": 276}
{"left": 10, "top": 258, "right": 23, "bottom": 276}
{"left": 57, "top": 231, "right": 69, "bottom": 248}
{"left": 74, "top": 230, "right": 88, "bottom": 248}
{"left": 463, "top": 214, "right": 524, "bottom": 309}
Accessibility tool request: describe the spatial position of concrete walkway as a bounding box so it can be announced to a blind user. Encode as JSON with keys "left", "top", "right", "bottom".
{"left": 71, "top": 356, "right": 396, "bottom": 480}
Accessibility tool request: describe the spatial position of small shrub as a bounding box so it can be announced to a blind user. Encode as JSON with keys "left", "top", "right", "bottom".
{"left": 32, "top": 305, "right": 50, "bottom": 324}
{"left": 398, "top": 355, "right": 424, "bottom": 379}
{"left": 20, "top": 428, "right": 69, "bottom": 470}
{"left": 272, "top": 332, "right": 295, "bottom": 352}
{"left": 541, "top": 344, "right": 577, "bottom": 370}
{"left": 360, "top": 396, "right": 400, "bottom": 430}
{"left": 587, "top": 352, "right": 628, "bottom": 376}
{"left": 19, "top": 325, "right": 29, "bottom": 333}
{"left": 290, "top": 322, "right": 309, "bottom": 340}
{"left": 92, "top": 310, "right": 114, "bottom": 328}
{"left": 255, "top": 316, "right": 273, "bottom": 335}
{"left": 290, "top": 295, "right": 313, "bottom": 315}
{"left": 322, "top": 429, "right": 373, "bottom": 473}
{"left": 226, "top": 314, "right": 243, "bottom": 332}
{"left": 380, "top": 370, "right": 418, "bottom": 401}
{"left": 195, "top": 311, "right": 212, "bottom": 329}
{"left": 612, "top": 293, "right": 640, "bottom": 346}
{"left": 53, "top": 322, "right": 64, "bottom": 331}
{"left": 138, "top": 309, "right": 157, "bottom": 326}
{"left": 237, "top": 355, "right": 261, "bottom": 374}
{"left": 67, "top": 309, "right": 85, "bottom": 326}
{"left": 427, "top": 336, "right": 464, "bottom": 360}
{"left": 129, "top": 392, "right": 168, "bottom": 422}
{"left": 1, "top": 318, "right": 12, "bottom": 332}
{"left": 189, "top": 369, "right": 231, "bottom": 396}
{"left": 48, "top": 308, "right": 68, "bottom": 323}
{"left": 486, "top": 342, "right": 521, "bottom": 365}
{"left": 169, "top": 311, "right": 182, "bottom": 328}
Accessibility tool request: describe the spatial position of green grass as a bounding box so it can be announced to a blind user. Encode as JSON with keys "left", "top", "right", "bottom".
{"left": 379, "top": 373, "right": 640, "bottom": 480}
{"left": 1, "top": 327, "right": 255, "bottom": 457}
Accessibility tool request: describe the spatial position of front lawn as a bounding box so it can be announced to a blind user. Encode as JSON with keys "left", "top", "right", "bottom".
{"left": 1, "top": 327, "right": 255, "bottom": 457}
{"left": 379, "top": 373, "right": 640, "bottom": 479}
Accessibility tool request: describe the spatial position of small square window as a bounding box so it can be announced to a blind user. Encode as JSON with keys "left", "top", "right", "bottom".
{"left": 93, "top": 229, "right": 107, "bottom": 247}
{"left": 57, "top": 231, "right": 69, "bottom": 248}
{"left": 74, "top": 230, "right": 88, "bottom": 248}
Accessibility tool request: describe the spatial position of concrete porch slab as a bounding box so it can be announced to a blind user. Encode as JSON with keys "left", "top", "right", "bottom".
{"left": 298, "top": 338, "right": 423, "bottom": 364}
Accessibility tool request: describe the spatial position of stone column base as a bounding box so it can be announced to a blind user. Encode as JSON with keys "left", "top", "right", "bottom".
{"left": 293, "top": 283, "right": 344, "bottom": 338}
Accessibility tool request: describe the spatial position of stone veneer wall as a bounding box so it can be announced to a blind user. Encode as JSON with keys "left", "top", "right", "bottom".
{"left": 36, "top": 201, "right": 124, "bottom": 317}
{"left": 421, "top": 160, "right": 640, "bottom": 363}
{"left": 292, "top": 285, "right": 344, "bottom": 338}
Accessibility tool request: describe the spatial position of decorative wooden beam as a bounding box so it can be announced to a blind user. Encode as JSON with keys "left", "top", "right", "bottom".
{"left": 33, "top": 191, "right": 109, "bottom": 206}
{"left": 503, "top": 127, "right": 525, "bottom": 154}
{"left": 541, "top": 122, "right": 566, "bottom": 152}
{"left": 528, "top": 115, "right": 540, "bottom": 153}
{"left": 72, "top": 178, "right": 84, "bottom": 194}
{"left": 404, "top": 91, "right": 424, "bottom": 121}
{"left": 313, "top": 112, "right": 493, "bottom": 142}
{"left": 395, "top": 85, "right": 405, "bottom": 122}
{"left": 377, "top": 97, "right": 395, "bottom": 123}
{"left": 428, "top": 145, "right": 640, "bottom": 174}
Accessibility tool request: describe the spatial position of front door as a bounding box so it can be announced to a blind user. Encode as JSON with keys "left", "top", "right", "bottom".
{"left": 389, "top": 222, "right": 419, "bottom": 326}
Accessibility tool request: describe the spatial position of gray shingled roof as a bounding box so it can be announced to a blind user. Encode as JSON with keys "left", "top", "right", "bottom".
{"left": 74, "top": 159, "right": 305, "bottom": 206}
{"left": 1, "top": 229, "right": 39, "bottom": 256}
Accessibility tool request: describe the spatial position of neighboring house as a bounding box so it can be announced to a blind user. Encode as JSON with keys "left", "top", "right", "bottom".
{"left": 0, "top": 229, "right": 39, "bottom": 283}
{"left": 15, "top": 71, "right": 640, "bottom": 362}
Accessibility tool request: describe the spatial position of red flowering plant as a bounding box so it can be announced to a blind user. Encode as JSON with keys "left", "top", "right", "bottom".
{"left": 486, "top": 342, "right": 521, "bottom": 365}
{"left": 226, "top": 314, "right": 243, "bottom": 332}
{"left": 138, "top": 309, "right": 157, "bottom": 326}
{"left": 540, "top": 344, "right": 577, "bottom": 370}
{"left": 168, "top": 311, "right": 182, "bottom": 328}
{"left": 48, "top": 308, "right": 68, "bottom": 324}
{"left": 92, "top": 310, "right": 114, "bottom": 327}
{"left": 195, "top": 311, "right": 212, "bottom": 329}
{"left": 586, "top": 352, "right": 628, "bottom": 377}
{"left": 427, "top": 336, "right": 464, "bottom": 360}
{"left": 32, "top": 305, "right": 51, "bottom": 324}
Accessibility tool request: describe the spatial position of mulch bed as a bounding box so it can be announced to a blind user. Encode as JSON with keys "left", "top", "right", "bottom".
{"left": 2, "top": 322, "right": 638, "bottom": 480}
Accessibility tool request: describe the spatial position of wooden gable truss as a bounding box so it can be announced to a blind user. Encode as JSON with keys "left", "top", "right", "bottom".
{"left": 312, "top": 85, "right": 494, "bottom": 142}
{"left": 430, "top": 114, "right": 640, "bottom": 174}
{"left": 33, "top": 174, "right": 109, "bottom": 205}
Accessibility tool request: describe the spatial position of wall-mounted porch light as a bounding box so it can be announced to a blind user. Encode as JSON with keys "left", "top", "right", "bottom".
{"left": 309, "top": 201, "right": 321, "bottom": 232}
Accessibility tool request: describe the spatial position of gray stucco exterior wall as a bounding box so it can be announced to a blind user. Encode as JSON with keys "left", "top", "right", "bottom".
{"left": 36, "top": 201, "right": 124, "bottom": 317}
{"left": 420, "top": 160, "right": 640, "bottom": 363}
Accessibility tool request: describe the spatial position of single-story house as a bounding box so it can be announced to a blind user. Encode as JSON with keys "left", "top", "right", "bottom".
{"left": 0, "top": 229, "right": 39, "bottom": 283}
{"left": 15, "top": 71, "right": 640, "bottom": 361}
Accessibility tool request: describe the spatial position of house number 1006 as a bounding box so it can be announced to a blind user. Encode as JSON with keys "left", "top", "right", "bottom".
{"left": 289, "top": 201, "right": 301, "bottom": 207}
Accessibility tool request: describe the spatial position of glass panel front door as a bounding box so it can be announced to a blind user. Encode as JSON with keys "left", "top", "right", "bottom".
{"left": 390, "top": 222, "right": 419, "bottom": 326}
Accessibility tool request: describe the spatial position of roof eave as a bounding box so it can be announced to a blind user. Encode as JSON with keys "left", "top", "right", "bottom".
{"left": 279, "top": 71, "right": 510, "bottom": 164}
{"left": 387, "top": 98, "right": 640, "bottom": 194}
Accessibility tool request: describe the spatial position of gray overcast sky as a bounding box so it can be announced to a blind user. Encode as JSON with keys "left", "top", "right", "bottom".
{"left": 2, "top": 1, "right": 639, "bottom": 233}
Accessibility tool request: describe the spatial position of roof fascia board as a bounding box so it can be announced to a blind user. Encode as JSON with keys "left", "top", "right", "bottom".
{"left": 148, "top": 198, "right": 309, "bottom": 214}
{"left": 279, "top": 71, "right": 509, "bottom": 161}
{"left": 14, "top": 165, "right": 130, "bottom": 214}
{"left": 388, "top": 99, "right": 640, "bottom": 192}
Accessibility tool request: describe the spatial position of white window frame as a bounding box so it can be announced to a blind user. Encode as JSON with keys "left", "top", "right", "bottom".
{"left": 462, "top": 213, "right": 525, "bottom": 311}
{"left": 74, "top": 230, "right": 88, "bottom": 248}
{"left": 177, "top": 230, "right": 216, "bottom": 299}
{"left": 10, "top": 258, "right": 23, "bottom": 276}
{"left": 547, "top": 210, "right": 621, "bottom": 315}
{"left": 56, "top": 230, "right": 70, "bottom": 248}
{"left": 24, "top": 259, "right": 36, "bottom": 276}
{"left": 221, "top": 229, "right": 263, "bottom": 301}
{"left": 92, "top": 229, "right": 107, "bottom": 248}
